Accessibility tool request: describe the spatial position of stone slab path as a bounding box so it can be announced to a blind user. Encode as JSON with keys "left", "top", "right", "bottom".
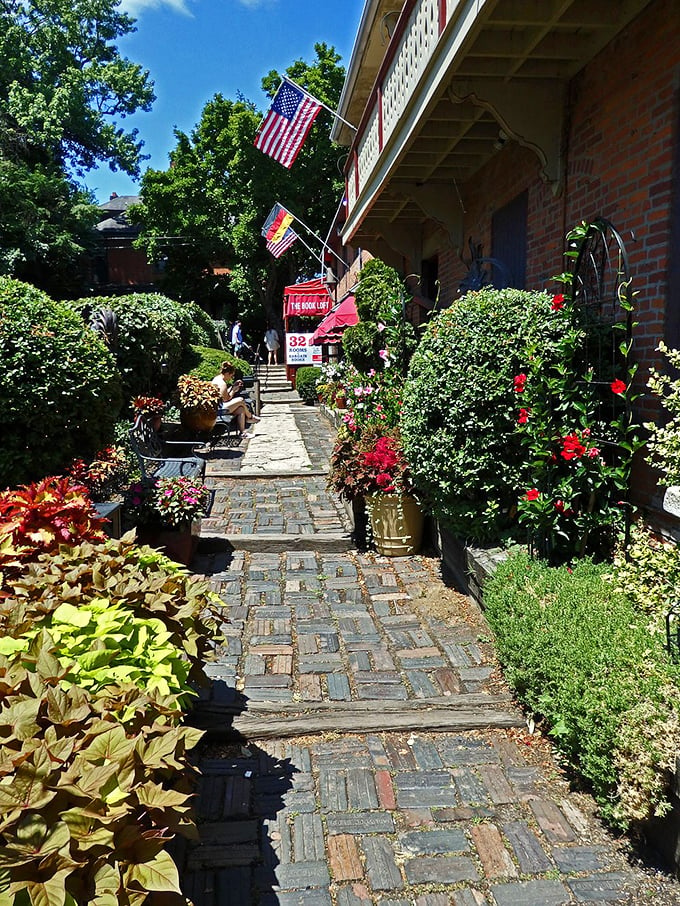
{"left": 178, "top": 402, "right": 678, "bottom": 905}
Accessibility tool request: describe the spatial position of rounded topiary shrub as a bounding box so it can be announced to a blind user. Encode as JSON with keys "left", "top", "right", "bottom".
{"left": 71, "top": 293, "right": 188, "bottom": 399}
{"left": 401, "top": 288, "right": 561, "bottom": 541}
{"left": 0, "top": 277, "right": 123, "bottom": 487}
{"left": 296, "top": 366, "right": 321, "bottom": 404}
{"left": 182, "top": 344, "right": 252, "bottom": 381}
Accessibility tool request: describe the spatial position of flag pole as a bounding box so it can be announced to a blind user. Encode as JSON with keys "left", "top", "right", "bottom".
{"left": 280, "top": 203, "right": 350, "bottom": 271}
{"left": 284, "top": 77, "right": 357, "bottom": 133}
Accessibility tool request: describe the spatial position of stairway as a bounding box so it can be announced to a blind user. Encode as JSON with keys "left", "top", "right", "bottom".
{"left": 255, "top": 363, "right": 294, "bottom": 395}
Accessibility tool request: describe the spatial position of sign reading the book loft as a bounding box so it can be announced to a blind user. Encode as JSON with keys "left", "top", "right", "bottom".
{"left": 286, "top": 333, "right": 322, "bottom": 366}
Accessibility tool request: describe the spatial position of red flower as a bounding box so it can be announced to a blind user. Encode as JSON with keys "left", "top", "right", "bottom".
{"left": 524, "top": 488, "right": 540, "bottom": 501}
{"left": 551, "top": 294, "right": 565, "bottom": 311}
{"left": 517, "top": 408, "right": 530, "bottom": 424}
{"left": 561, "top": 433, "right": 587, "bottom": 460}
{"left": 611, "top": 379, "right": 627, "bottom": 395}
{"left": 554, "top": 499, "right": 565, "bottom": 512}
{"left": 513, "top": 373, "right": 527, "bottom": 393}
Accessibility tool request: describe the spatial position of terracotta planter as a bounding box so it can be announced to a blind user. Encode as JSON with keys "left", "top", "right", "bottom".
{"left": 136, "top": 520, "right": 201, "bottom": 566}
{"left": 152, "top": 415, "right": 162, "bottom": 432}
{"left": 365, "top": 493, "right": 423, "bottom": 557}
{"left": 335, "top": 395, "right": 347, "bottom": 410}
{"left": 180, "top": 405, "right": 217, "bottom": 434}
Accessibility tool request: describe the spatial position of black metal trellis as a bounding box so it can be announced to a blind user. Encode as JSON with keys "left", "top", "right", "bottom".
{"left": 570, "top": 218, "right": 635, "bottom": 550}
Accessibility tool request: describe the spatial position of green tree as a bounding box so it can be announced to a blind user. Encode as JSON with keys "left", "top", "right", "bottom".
{"left": 135, "top": 43, "right": 345, "bottom": 332}
{"left": 0, "top": 0, "right": 155, "bottom": 293}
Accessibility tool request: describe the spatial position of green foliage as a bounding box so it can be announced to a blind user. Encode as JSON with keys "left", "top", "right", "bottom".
{"left": 0, "top": 277, "right": 123, "bottom": 486}
{"left": 71, "top": 292, "right": 205, "bottom": 399}
{"left": 342, "top": 321, "right": 382, "bottom": 374}
{"left": 646, "top": 341, "right": 680, "bottom": 485}
{"left": 1, "top": 534, "right": 223, "bottom": 691}
{"left": 136, "top": 44, "right": 345, "bottom": 327}
{"left": 296, "top": 366, "right": 321, "bottom": 403}
{"left": 402, "top": 288, "right": 558, "bottom": 540}
{"left": 484, "top": 552, "right": 680, "bottom": 827}
{"left": 184, "top": 301, "right": 219, "bottom": 347}
{"left": 0, "top": 599, "right": 192, "bottom": 702}
{"left": 0, "top": 0, "right": 154, "bottom": 290}
{"left": 344, "top": 258, "right": 417, "bottom": 377}
{"left": 183, "top": 344, "right": 252, "bottom": 380}
{"left": 0, "top": 636, "right": 201, "bottom": 904}
{"left": 608, "top": 521, "right": 680, "bottom": 632}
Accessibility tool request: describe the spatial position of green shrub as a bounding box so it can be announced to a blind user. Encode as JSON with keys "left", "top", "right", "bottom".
{"left": 71, "top": 293, "right": 188, "bottom": 399}
{"left": 182, "top": 343, "right": 252, "bottom": 380}
{"left": 296, "top": 366, "right": 321, "bottom": 403}
{"left": 183, "top": 300, "right": 219, "bottom": 347}
{"left": 0, "top": 277, "right": 123, "bottom": 487}
{"left": 484, "top": 552, "right": 680, "bottom": 827}
{"left": 402, "top": 288, "right": 562, "bottom": 540}
{"left": 342, "top": 321, "right": 382, "bottom": 373}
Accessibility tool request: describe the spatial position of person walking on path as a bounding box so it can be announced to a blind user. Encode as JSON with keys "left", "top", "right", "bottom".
{"left": 264, "top": 324, "right": 280, "bottom": 365}
{"left": 230, "top": 319, "right": 243, "bottom": 355}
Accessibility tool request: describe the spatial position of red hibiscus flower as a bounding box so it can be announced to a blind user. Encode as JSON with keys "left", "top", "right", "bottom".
{"left": 524, "top": 488, "right": 540, "bottom": 501}
{"left": 517, "top": 408, "right": 530, "bottom": 424}
{"left": 611, "top": 379, "right": 626, "bottom": 395}
{"left": 551, "top": 294, "right": 565, "bottom": 311}
{"left": 513, "top": 373, "right": 527, "bottom": 393}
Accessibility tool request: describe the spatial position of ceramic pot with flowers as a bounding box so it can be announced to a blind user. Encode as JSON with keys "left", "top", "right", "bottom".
{"left": 125, "top": 475, "right": 212, "bottom": 565}
{"left": 177, "top": 375, "right": 220, "bottom": 433}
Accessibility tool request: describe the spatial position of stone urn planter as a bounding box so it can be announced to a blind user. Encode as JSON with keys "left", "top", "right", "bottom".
{"left": 365, "top": 493, "right": 423, "bottom": 557}
{"left": 180, "top": 404, "right": 218, "bottom": 434}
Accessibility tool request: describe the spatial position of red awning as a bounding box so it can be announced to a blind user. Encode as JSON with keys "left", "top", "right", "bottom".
{"left": 283, "top": 278, "right": 333, "bottom": 318}
{"left": 311, "top": 294, "right": 358, "bottom": 344}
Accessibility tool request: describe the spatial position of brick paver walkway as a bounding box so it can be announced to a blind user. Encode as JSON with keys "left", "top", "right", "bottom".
{"left": 179, "top": 404, "right": 677, "bottom": 905}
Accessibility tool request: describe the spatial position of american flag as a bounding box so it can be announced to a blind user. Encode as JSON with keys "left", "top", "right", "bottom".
{"left": 266, "top": 228, "right": 298, "bottom": 258}
{"left": 254, "top": 80, "right": 321, "bottom": 169}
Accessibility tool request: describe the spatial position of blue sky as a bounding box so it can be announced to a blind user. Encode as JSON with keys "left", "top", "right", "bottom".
{"left": 84, "top": 0, "right": 365, "bottom": 203}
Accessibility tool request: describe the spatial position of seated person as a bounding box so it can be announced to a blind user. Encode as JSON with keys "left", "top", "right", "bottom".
{"left": 212, "top": 361, "right": 260, "bottom": 436}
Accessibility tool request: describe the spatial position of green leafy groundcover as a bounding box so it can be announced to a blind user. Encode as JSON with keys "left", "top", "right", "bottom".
{"left": 484, "top": 553, "right": 680, "bottom": 828}
{"left": 183, "top": 343, "right": 252, "bottom": 380}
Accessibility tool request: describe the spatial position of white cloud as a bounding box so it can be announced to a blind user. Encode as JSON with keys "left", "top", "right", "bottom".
{"left": 119, "top": 0, "right": 193, "bottom": 17}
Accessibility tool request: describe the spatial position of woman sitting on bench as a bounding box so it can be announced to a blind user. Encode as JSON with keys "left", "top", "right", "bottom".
{"left": 211, "top": 361, "right": 260, "bottom": 437}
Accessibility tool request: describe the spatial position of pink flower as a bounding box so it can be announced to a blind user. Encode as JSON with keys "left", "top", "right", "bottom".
{"left": 551, "top": 294, "right": 565, "bottom": 311}
{"left": 164, "top": 489, "right": 174, "bottom": 497}
{"left": 524, "top": 488, "right": 540, "bottom": 501}
{"left": 611, "top": 379, "right": 627, "bottom": 395}
{"left": 587, "top": 447, "right": 600, "bottom": 458}
{"left": 379, "top": 349, "right": 389, "bottom": 360}
{"left": 354, "top": 387, "right": 363, "bottom": 397}
{"left": 132, "top": 496, "right": 141, "bottom": 505}
{"left": 513, "top": 373, "right": 527, "bottom": 393}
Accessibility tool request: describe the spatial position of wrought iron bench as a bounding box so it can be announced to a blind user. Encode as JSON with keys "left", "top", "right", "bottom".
{"left": 129, "top": 414, "right": 207, "bottom": 481}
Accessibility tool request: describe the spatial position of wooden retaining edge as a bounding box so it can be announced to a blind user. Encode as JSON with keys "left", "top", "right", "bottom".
{"left": 230, "top": 707, "right": 522, "bottom": 740}
{"left": 199, "top": 532, "right": 353, "bottom": 552}
{"left": 190, "top": 694, "right": 524, "bottom": 739}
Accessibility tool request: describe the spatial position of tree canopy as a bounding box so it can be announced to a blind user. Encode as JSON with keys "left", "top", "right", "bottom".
{"left": 0, "top": 0, "right": 155, "bottom": 291}
{"left": 135, "top": 43, "right": 346, "bottom": 331}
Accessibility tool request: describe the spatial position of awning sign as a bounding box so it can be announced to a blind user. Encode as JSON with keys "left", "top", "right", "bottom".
{"left": 285, "top": 296, "right": 332, "bottom": 317}
{"left": 286, "top": 333, "right": 322, "bottom": 365}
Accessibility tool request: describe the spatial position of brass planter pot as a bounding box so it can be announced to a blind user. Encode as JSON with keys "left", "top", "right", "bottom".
{"left": 180, "top": 405, "right": 218, "bottom": 434}
{"left": 365, "top": 493, "right": 423, "bottom": 557}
